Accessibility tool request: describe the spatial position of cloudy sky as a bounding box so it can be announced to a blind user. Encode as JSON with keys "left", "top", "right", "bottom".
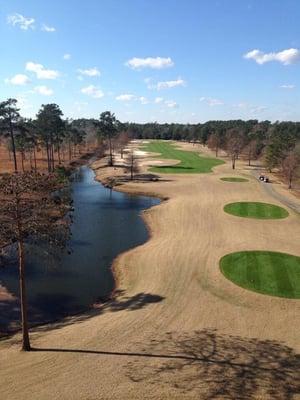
{"left": 0, "top": 0, "right": 299, "bottom": 123}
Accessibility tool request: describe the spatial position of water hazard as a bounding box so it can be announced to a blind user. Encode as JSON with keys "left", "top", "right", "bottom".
{"left": 0, "top": 166, "right": 160, "bottom": 332}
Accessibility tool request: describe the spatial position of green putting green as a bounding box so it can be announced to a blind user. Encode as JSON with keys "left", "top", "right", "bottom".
{"left": 142, "top": 141, "right": 224, "bottom": 173}
{"left": 220, "top": 251, "right": 300, "bottom": 298}
{"left": 221, "top": 177, "right": 249, "bottom": 182}
{"left": 224, "top": 202, "right": 288, "bottom": 219}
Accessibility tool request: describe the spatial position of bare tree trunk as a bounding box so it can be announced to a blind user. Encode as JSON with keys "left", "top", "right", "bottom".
{"left": 57, "top": 143, "right": 61, "bottom": 164}
{"left": 68, "top": 141, "right": 72, "bottom": 161}
{"left": 33, "top": 147, "right": 37, "bottom": 172}
{"left": 21, "top": 152, "right": 25, "bottom": 172}
{"left": 46, "top": 143, "right": 51, "bottom": 172}
{"left": 108, "top": 135, "right": 113, "bottom": 166}
{"left": 51, "top": 144, "right": 55, "bottom": 171}
{"left": 18, "top": 239, "right": 31, "bottom": 351}
{"left": 9, "top": 119, "right": 18, "bottom": 172}
{"left": 232, "top": 155, "right": 236, "bottom": 169}
{"left": 16, "top": 196, "right": 31, "bottom": 351}
{"left": 29, "top": 151, "right": 33, "bottom": 171}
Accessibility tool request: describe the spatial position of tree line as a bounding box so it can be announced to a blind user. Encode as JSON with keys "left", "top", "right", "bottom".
{"left": 1, "top": 98, "right": 300, "bottom": 186}
{"left": 123, "top": 119, "right": 300, "bottom": 188}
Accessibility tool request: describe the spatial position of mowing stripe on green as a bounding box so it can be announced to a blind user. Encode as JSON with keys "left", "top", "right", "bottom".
{"left": 142, "top": 141, "right": 224, "bottom": 174}
{"left": 220, "top": 251, "right": 300, "bottom": 299}
{"left": 224, "top": 202, "right": 289, "bottom": 219}
{"left": 220, "top": 177, "right": 249, "bottom": 182}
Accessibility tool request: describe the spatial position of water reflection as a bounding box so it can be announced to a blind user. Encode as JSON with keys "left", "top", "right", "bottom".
{"left": 0, "top": 166, "right": 160, "bottom": 332}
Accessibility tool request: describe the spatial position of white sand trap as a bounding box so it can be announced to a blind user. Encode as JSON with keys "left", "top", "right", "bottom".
{"left": 133, "top": 150, "right": 147, "bottom": 156}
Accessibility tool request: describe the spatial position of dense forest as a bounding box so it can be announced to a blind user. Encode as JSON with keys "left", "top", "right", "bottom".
{"left": 1, "top": 98, "right": 300, "bottom": 187}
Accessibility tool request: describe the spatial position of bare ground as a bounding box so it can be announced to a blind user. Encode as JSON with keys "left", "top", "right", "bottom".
{"left": 0, "top": 141, "right": 300, "bottom": 400}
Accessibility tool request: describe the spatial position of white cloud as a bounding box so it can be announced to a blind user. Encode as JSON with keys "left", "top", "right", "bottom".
{"left": 34, "top": 85, "right": 53, "bottom": 96}
{"left": 26, "top": 61, "right": 59, "bottom": 79}
{"left": 63, "top": 53, "right": 71, "bottom": 60}
{"left": 115, "top": 94, "right": 150, "bottom": 104}
{"left": 280, "top": 84, "right": 295, "bottom": 89}
{"left": 7, "top": 13, "right": 35, "bottom": 30}
{"left": 244, "top": 48, "right": 300, "bottom": 65}
{"left": 116, "top": 94, "right": 136, "bottom": 101}
{"left": 139, "top": 96, "right": 149, "bottom": 104}
{"left": 81, "top": 85, "right": 104, "bottom": 98}
{"left": 149, "top": 78, "right": 186, "bottom": 90}
{"left": 200, "top": 97, "right": 224, "bottom": 106}
{"left": 5, "top": 74, "right": 30, "bottom": 86}
{"left": 78, "top": 67, "right": 101, "bottom": 77}
{"left": 165, "top": 100, "right": 178, "bottom": 108}
{"left": 41, "top": 24, "right": 56, "bottom": 32}
{"left": 235, "top": 102, "right": 248, "bottom": 109}
{"left": 126, "top": 57, "right": 174, "bottom": 70}
{"left": 154, "top": 97, "right": 164, "bottom": 104}
{"left": 250, "top": 106, "right": 267, "bottom": 114}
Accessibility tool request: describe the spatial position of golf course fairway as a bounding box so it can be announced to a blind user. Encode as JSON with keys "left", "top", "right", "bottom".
{"left": 143, "top": 141, "right": 224, "bottom": 173}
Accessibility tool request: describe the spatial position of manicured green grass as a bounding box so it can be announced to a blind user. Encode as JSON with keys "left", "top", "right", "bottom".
{"left": 220, "top": 251, "right": 300, "bottom": 298}
{"left": 224, "top": 202, "right": 289, "bottom": 219}
{"left": 221, "top": 177, "right": 249, "bottom": 182}
{"left": 142, "top": 141, "right": 224, "bottom": 173}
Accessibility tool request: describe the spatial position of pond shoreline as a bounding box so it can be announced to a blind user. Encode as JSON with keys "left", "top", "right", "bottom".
{"left": 0, "top": 158, "right": 161, "bottom": 337}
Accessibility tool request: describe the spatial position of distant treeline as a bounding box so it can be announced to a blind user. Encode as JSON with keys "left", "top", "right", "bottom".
{"left": 1, "top": 97, "right": 299, "bottom": 187}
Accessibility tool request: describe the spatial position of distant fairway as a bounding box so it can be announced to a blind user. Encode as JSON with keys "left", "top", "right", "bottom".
{"left": 143, "top": 141, "right": 224, "bottom": 173}
{"left": 221, "top": 177, "right": 249, "bottom": 182}
{"left": 220, "top": 251, "right": 300, "bottom": 299}
{"left": 224, "top": 202, "right": 289, "bottom": 219}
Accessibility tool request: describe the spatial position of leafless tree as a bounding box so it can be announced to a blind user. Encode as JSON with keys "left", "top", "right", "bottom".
{"left": 0, "top": 172, "right": 71, "bottom": 350}
{"left": 125, "top": 151, "right": 138, "bottom": 180}
{"left": 116, "top": 131, "right": 130, "bottom": 159}
{"left": 282, "top": 149, "right": 300, "bottom": 189}
{"left": 207, "top": 133, "right": 221, "bottom": 157}
{"left": 244, "top": 139, "right": 258, "bottom": 166}
{"left": 226, "top": 129, "right": 245, "bottom": 169}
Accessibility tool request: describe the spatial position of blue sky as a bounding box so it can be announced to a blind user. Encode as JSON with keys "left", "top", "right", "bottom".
{"left": 1, "top": 0, "right": 300, "bottom": 123}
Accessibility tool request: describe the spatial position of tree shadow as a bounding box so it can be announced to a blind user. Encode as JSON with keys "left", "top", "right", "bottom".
{"left": 156, "top": 165, "right": 194, "bottom": 171}
{"left": 0, "top": 290, "right": 165, "bottom": 338}
{"left": 124, "top": 329, "right": 300, "bottom": 400}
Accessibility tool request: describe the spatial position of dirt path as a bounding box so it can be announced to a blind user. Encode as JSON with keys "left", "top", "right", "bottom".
{"left": 251, "top": 169, "right": 300, "bottom": 214}
{"left": 1, "top": 142, "right": 300, "bottom": 400}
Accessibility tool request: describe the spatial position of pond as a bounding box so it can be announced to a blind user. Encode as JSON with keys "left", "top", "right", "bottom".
{"left": 0, "top": 166, "right": 160, "bottom": 332}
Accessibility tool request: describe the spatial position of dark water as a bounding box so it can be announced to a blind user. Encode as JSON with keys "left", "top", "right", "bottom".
{"left": 0, "top": 166, "right": 159, "bottom": 330}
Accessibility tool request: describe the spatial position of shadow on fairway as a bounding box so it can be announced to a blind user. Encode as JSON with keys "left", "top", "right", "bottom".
{"left": 31, "top": 329, "right": 300, "bottom": 399}
{"left": 153, "top": 166, "right": 194, "bottom": 171}
{"left": 0, "top": 290, "right": 165, "bottom": 337}
{"left": 125, "top": 329, "right": 300, "bottom": 399}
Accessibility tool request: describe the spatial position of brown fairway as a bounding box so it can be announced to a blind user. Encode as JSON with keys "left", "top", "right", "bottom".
{"left": 1, "top": 141, "right": 300, "bottom": 400}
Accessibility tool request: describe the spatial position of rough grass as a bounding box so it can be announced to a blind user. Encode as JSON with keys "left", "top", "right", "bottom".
{"left": 224, "top": 202, "right": 289, "bottom": 219}
{"left": 142, "top": 141, "right": 224, "bottom": 173}
{"left": 221, "top": 177, "right": 249, "bottom": 182}
{"left": 220, "top": 251, "right": 300, "bottom": 299}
